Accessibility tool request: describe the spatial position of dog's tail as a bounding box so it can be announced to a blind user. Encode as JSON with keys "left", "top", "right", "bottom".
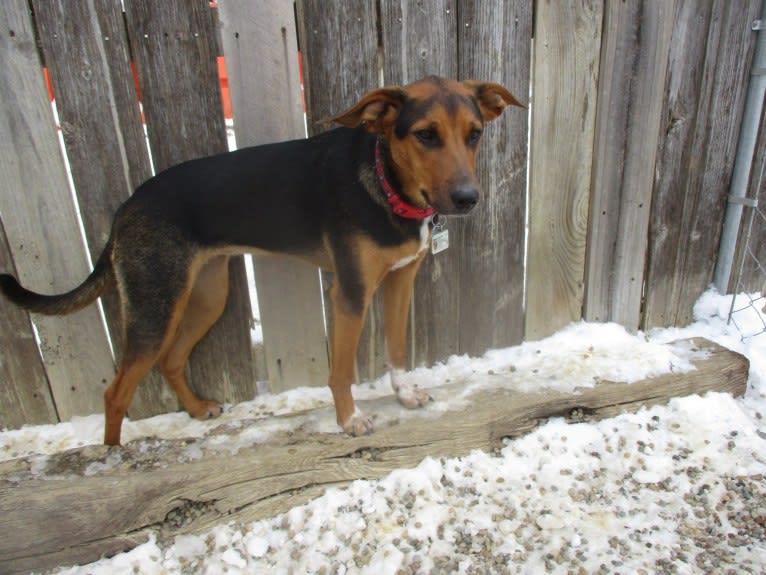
{"left": 0, "top": 241, "right": 114, "bottom": 316}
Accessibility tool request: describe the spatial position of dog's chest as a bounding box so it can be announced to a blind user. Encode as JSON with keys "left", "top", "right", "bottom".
{"left": 390, "top": 219, "right": 430, "bottom": 271}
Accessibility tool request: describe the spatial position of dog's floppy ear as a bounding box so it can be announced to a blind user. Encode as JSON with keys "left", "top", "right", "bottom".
{"left": 332, "top": 87, "right": 406, "bottom": 132}
{"left": 464, "top": 81, "right": 526, "bottom": 121}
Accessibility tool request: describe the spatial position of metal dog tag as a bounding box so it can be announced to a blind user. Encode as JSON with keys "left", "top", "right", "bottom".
{"left": 431, "top": 228, "right": 449, "bottom": 255}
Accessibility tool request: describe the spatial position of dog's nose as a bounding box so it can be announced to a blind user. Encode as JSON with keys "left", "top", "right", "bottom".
{"left": 450, "top": 187, "right": 479, "bottom": 213}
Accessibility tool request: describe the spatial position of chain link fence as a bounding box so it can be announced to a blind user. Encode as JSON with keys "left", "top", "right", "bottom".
{"left": 727, "top": 201, "right": 766, "bottom": 341}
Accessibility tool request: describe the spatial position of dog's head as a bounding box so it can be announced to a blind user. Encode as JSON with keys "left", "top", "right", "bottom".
{"left": 333, "top": 76, "right": 524, "bottom": 215}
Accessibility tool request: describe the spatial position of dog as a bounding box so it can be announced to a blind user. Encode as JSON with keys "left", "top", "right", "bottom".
{"left": 0, "top": 76, "right": 523, "bottom": 445}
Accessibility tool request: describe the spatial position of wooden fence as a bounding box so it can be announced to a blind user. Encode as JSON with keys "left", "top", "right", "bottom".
{"left": 0, "top": 0, "right": 762, "bottom": 430}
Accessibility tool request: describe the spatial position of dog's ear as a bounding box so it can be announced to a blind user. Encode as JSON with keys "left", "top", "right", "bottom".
{"left": 332, "top": 87, "right": 406, "bottom": 132}
{"left": 464, "top": 81, "right": 525, "bottom": 121}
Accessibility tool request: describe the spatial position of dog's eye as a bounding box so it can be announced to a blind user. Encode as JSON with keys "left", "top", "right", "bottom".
{"left": 467, "top": 127, "right": 483, "bottom": 146}
{"left": 414, "top": 129, "right": 438, "bottom": 146}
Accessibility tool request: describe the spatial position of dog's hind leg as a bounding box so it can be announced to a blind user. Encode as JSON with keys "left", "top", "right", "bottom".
{"left": 104, "top": 353, "right": 161, "bottom": 445}
{"left": 158, "top": 255, "right": 230, "bottom": 420}
{"left": 104, "top": 242, "right": 196, "bottom": 445}
{"left": 104, "top": 298, "right": 190, "bottom": 445}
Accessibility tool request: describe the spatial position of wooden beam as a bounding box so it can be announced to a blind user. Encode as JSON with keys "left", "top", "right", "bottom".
{"left": 0, "top": 338, "right": 748, "bottom": 574}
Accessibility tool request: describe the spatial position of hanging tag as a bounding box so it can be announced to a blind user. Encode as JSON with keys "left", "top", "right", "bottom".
{"left": 431, "top": 225, "right": 449, "bottom": 254}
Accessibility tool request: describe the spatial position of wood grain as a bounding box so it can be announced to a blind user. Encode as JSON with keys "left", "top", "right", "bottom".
{"left": 525, "top": 0, "right": 604, "bottom": 341}
{"left": 123, "top": 0, "right": 256, "bottom": 405}
{"left": 0, "top": 0, "right": 115, "bottom": 420}
{"left": 644, "top": 0, "right": 761, "bottom": 329}
{"left": 217, "top": 0, "right": 329, "bottom": 392}
{"left": 0, "top": 338, "right": 748, "bottom": 574}
{"left": 584, "top": 0, "right": 675, "bottom": 330}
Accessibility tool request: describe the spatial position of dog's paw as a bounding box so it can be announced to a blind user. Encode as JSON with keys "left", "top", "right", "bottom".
{"left": 395, "top": 384, "right": 432, "bottom": 409}
{"left": 190, "top": 400, "right": 223, "bottom": 420}
{"left": 390, "top": 369, "right": 432, "bottom": 409}
{"left": 341, "top": 409, "right": 374, "bottom": 436}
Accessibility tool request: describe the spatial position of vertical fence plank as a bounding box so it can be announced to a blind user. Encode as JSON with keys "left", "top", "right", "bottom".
{"left": 298, "top": 0, "right": 380, "bottom": 128}
{"left": 584, "top": 0, "right": 675, "bottom": 330}
{"left": 0, "top": 221, "right": 57, "bottom": 428}
{"left": 380, "top": 0, "right": 459, "bottom": 369}
{"left": 217, "top": 1, "right": 329, "bottom": 393}
{"left": 297, "top": 0, "right": 380, "bottom": 382}
{"left": 32, "top": 0, "right": 177, "bottom": 419}
{"left": 457, "top": 0, "right": 532, "bottom": 355}
{"left": 525, "top": 0, "right": 604, "bottom": 340}
{"left": 644, "top": 0, "right": 761, "bottom": 329}
{"left": 124, "top": 0, "right": 256, "bottom": 405}
{"left": 0, "top": 0, "right": 115, "bottom": 420}
{"left": 381, "top": 0, "right": 456, "bottom": 85}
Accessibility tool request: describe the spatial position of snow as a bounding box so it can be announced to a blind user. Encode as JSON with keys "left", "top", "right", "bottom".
{"left": 5, "top": 290, "right": 766, "bottom": 574}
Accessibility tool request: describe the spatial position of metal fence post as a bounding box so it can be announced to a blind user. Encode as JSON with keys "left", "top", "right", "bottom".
{"left": 714, "top": 0, "right": 766, "bottom": 292}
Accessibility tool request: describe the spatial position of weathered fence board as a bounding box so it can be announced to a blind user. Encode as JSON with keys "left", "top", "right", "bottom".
{"left": 123, "top": 0, "right": 256, "bottom": 406}
{"left": 32, "top": 0, "right": 175, "bottom": 418}
{"left": 297, "top": 0, "right": 382, "bottom": 381}
{"left": 217, "top": 0, "right": 329, "bottom": 393}
{"left": 644, "top": 0, "right": 761, "bottom": 329}
{"left": 0, "top": 0, "right": 114, "bottom": 420}
{"left": 380, "top": 0, "right": 459, "bottom": 368}
{"left": 584, "top": 0, "right": 675, "bottom": 330}
{"left": 0, "top": 221, "right": 57, "bottom": 428}
{"left": 457, "top": 0, "right": 531, "bottom": 355}
{"left": 525, "top": 0, "right": 604, "bottom": 340}
{"left": 0, "top": 338, "right": 747, "bottom": 574}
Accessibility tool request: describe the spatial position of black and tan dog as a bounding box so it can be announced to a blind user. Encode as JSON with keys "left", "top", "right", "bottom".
{"left": 0, "top": 76, "right": 523, "bottom": 445}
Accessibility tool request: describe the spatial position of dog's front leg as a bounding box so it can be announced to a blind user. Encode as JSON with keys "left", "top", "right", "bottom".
{"left": 383, "top": 255, "right": 431, "bottom": 408}
{"left": 328, "top": 282, "right": 374, "bottom": 435}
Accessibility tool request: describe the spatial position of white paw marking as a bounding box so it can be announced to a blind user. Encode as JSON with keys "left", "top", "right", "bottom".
{"left": 341, "top": 408, "right": 374, "bottom": 436}
{"left": 391, "top": 369, "right": 432, "bottom": 409}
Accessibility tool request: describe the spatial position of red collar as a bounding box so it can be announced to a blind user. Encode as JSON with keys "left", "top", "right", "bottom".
{"left": 375, "top": 139, "right": 436, "bottom": 220}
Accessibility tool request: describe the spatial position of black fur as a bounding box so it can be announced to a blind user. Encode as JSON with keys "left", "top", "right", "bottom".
{"left": 0, "top": 127, "right": 421, "bottom": 319}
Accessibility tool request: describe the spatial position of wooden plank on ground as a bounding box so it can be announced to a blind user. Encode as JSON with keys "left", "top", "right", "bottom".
{"left": 0, "top": 1, "right": 115, "bottom": 420}
{"left": 643, "top": 0, "right": 761, "bottom": 329}
{"left": 32, "top": 0, "right": 175, "bottom": 419}
{"left": 123, "top": 0, "right": 256, "bottom": 405}
{"left": 525, "top": 0, "right": 604, "bottom": 341}
{"left": 217, "top": 0, "right": 329, "bottom": 393}
{"left": 457, "top": 0, "right": 532, "bottom": 356}
{"left": 584, "top": 0, "right": 675, "bottom": 330}
{"left": 0, "top": 220, "right": 57, "bottom": 428}
{"left": 0, "top": 337, "right": 748, "bottom": 574}
{"left": 297, "top": 0, "right": 381, "bottom": 381}
{"left": 380, "top": 0, "right": 459, "bottom": 368}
